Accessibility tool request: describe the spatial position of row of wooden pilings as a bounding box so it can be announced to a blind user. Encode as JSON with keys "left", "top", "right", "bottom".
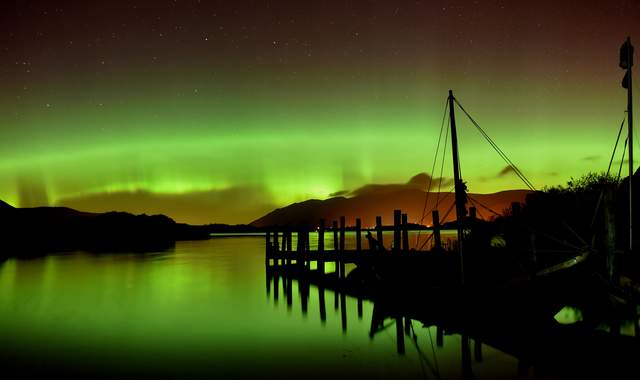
{"left": 265, "top": 208, "right": 458, "bottom": 277}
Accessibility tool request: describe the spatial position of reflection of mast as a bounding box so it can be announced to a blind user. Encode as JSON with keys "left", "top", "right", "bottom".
{"left": 448, "top": 90, "right": 466, "bottom": 285}
{"left": 620, "top": 37, "right": 634, "bottom": 252}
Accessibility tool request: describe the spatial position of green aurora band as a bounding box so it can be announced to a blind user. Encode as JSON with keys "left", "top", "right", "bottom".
{"left": 1, "top": 65, "right": 632, "bottom": 223}
{"left": 1, "top": 1, "right": 638, "bottom": 224}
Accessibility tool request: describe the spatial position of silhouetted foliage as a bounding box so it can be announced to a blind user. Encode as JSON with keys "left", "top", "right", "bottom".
{"left": 543, "top": 172, "right": 619, "bottom": 194}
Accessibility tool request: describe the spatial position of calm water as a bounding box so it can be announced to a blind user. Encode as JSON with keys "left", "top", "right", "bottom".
{"left": 0, "top": 234, "right": 539, "bottom": 379}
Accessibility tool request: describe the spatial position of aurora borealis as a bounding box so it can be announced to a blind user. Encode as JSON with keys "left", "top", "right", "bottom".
{"left": 1, "top": 1, "right": 640, "bottom": 224}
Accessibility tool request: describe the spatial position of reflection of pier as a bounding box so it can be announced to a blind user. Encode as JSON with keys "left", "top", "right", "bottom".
{"left": 266, "top": 262, "right": 640, "bottom": 379}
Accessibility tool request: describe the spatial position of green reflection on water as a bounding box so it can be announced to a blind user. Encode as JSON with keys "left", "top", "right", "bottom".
{"left": 0, "top": 237, "right": 522, "bottom": 379}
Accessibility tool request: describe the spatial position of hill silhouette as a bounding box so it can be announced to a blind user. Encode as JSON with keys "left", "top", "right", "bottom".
{"left": 251, "top": 188, "right": 529, "bottom": 227}
{"left": 0, "top": 202, "right": 210, "bottom": 255}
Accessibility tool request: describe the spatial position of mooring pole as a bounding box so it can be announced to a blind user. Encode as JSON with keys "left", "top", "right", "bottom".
{"left": 621, "top": 37, "right": 634, "bottom": 252}
{"left": 448, "top": 90, "right": 466, "bottom": 286}
{"left": 628, "top": 40, "right": 634, "bottom": 254}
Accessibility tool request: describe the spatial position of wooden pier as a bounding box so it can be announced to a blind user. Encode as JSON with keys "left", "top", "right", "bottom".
{"left": 264, "top": 209, "right": 459, "bottom": 274}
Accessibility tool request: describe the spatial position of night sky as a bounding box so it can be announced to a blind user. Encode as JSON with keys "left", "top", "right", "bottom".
{"left": 1, "top": 1, "right": 639, "bottom": 224}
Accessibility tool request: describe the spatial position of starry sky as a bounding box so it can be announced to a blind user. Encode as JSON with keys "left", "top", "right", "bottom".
{"left": 1, "top": 0, "right": 639, "bottom": 224}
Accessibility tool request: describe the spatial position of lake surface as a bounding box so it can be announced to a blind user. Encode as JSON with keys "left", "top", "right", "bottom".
{"left": 0, "top": 234, "right": 564, "bottom": 379}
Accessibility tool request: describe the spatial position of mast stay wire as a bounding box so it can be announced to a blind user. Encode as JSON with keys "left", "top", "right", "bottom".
{"left": 453, "top": 98, "right": 537, "bottom": 191}
{"left": 590, "top": 115, "right": 626, "bottom": 229}
{"left": 418, "top": 97, "right": 450, "bottom": 225}
{"left": 416, "top": 98, "right": 450, "bottom": 248}
{"left": 454, "top": 95, "right": 591, "bottom": 251}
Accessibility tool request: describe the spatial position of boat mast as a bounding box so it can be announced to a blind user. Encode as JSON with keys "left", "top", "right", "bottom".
{"left": 448, "top": 90, "right": 466, "bottom": 285}
{"left": 621, "top": 37, "right": 634, "bottom": 252}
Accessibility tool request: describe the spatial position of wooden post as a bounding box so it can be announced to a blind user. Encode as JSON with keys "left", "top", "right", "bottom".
{"left": 274, "top": 229, "right": 280, "bottom": 253}
{"left": 304, "top": 226, "right": 310, "bottom": 252}
{"left": 266, "top": 270, "right": 271, "bottom": 296}
{"left": 318, "top": 286, "right": 326, "bottom": 323}
{"left": 333, "top": 220, "right": 339, "bottom": 277}
{"left": 355, "top": 218, "right": 362, "bottom": 252}
{"left": 393, "top": 209, "right": 401, "bottom": 252}
{"left": 357, "top": 297, "right": 363, "bottom": 320}
{"left": 432, "top": 210, "right": 442, "bottom": 251}
{"left": 340, "top": 293, "right": 347, "bottom": 333}
{"left": 265, "top": 230, "right": 271, "bottom": 265}
{"left": 339, "top": 216, "right": 346, "bottom": 279}
{"left": 282, "top": 228, "right": 287, "bottom": 252}
{"left": 286, "top": 278, "right": 294, "bottom": 309}
{"left": 339, "top": 216, "right": 346, "bottom": 252}
{"left": 318, "top": 219, "right": 325, "bottom": 273}
{"left": 469, "top": 207, "right": 476, "bottom": 220}
{"left": 318, "top": 219, "right": 325, "bottom": 252}
{"left": 402, "top": 213, "right": 409, "bottom": 252}
{"left": 404, "top": 317, "right": 411, "bottom": 336}
{"left": 395, "top": 317, "right": 405, "bottom": 354}
{"left": 376, "top": 216, "right": 384, "bottom": 250}
{"left": 436, "top": 326, "right": 444, "bottom": 347}
{"left": 300, "top": 278, "right": 309, "bottom": 315}
{"left": 296, "top": 228, "right": 302, "bottom": 252}
{"left": 273, "top": 273, "right": 279, "bottom": 301}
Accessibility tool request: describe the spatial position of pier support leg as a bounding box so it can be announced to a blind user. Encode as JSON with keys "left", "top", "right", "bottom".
{"left": 318, "top": 219, "right": 325, "bottom": 273}
{"left": 376, "top": 216, "right": 384, "bottom": 250}
{"left": 432, "top": 210, "right": 442, "bottom": 251}
{"left": 394, "top": 209, "right": 401, "bottom": 252}
{"left": 395, "top": 317, "right": 405, "bottom": 354}
{"left": 356, "top": 218, "right": 362, "bottom": 252}
{"left": 318, "top": 286, "right": 326, "bottom": 323}
{"left": 402, "top": 213, "right": 409, "bottom": 252}
{"left": 340, "top": 293, "right": 347, "bottom": 333}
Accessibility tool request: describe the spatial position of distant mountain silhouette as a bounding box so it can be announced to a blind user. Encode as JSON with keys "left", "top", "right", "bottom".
{"left": 0, "top": 202, "right": 210, "bottom": 256}
{"left": 251, "top": 189, "right": 530, "bottom": 227}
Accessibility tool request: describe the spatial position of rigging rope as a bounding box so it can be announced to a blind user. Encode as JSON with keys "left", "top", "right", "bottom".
{"left": 466, "top": 196, "right": 487, "bottom": 220}
{"left": 435, "top": 120, "right": 450, "bottom": 210}
{"left": 590, "top": 115, "right": 626, "bottom": 228}
{"left": 453, "top": 95, "right": 589, "bottom": 252}
{"left": 416, "top": 98, "right": 449, "bottom": 248}
{"left": 453, "top": 98, "right": 537, "bottom": 191}
{"left": 618, "top": 137, "right": 628, "bottom": 181}
{"left": 418, "top": 98, "right": 449, "bottom": 226}
{"left": 466, "top": 194, "right": 502, "bottom": 217}
{"left": 417, "top": 199, "right": 456, "bottom": 251}
{"left": 608, "top": 116, "right": 627, "bottom": 176}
